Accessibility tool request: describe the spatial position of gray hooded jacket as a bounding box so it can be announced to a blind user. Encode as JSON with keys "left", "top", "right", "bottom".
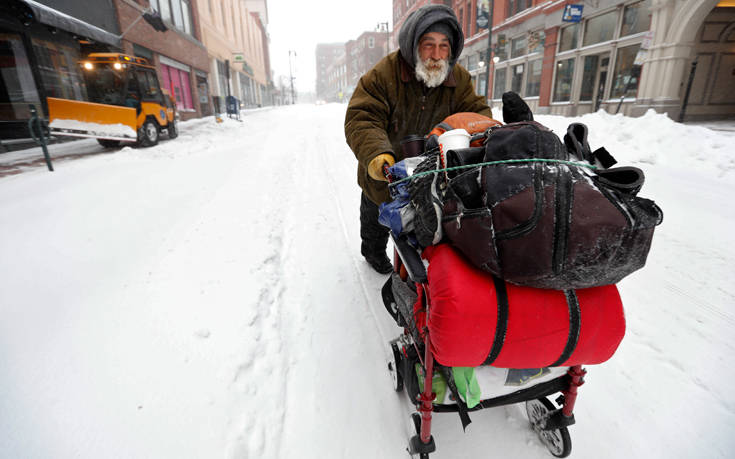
{"left": 398, "top": 4, "right": 464, "bottom": 69}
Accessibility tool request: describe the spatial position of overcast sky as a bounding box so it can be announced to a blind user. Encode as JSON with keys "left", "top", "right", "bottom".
{"left": 266, "top": 0, "right": 393, "bottom": 93}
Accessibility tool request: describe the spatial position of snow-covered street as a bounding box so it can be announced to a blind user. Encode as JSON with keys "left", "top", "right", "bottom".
{"left": 1, "top": 104, "right": 734, "bottom": 458}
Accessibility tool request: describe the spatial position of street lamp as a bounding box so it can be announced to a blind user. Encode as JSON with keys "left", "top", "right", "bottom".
{"left": 288, "top": 50, "right": 297, "bottom": 104}
{"left": 377, "top": 21, "right": 390, "bottom": 55}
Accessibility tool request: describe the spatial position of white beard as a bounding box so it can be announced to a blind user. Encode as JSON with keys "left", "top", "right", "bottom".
{"left": 415, "top": 57, "right": 450, "bottom": 88}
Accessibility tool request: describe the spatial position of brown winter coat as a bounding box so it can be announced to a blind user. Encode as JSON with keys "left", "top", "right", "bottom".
{"left": 345, "top": 51, "right": 492, "bottom": 204}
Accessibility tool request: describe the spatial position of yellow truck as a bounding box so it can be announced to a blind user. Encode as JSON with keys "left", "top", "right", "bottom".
{"left": 47, "top": 53, "right": 178, "bottom": 148}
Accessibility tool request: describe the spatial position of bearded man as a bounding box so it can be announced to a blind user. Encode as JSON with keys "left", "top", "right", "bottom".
{"left": 345, "top": 4, "right": 492, "bottom": 274}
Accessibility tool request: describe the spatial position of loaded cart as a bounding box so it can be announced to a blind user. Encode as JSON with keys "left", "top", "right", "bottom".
{"left": 382, "top": 235, "right": 623, "bottom": 458}
{"left": 376, "top": 114, "right": 662, "bottom": 458}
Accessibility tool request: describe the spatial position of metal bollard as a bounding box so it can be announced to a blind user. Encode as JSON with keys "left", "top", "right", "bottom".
{"left": 27, "top": 104, "right": 54, "bottom": 172}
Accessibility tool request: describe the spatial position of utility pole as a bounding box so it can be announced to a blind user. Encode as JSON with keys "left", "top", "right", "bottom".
{"left": 288, "top": 50, "right": 296, "bottom": 104}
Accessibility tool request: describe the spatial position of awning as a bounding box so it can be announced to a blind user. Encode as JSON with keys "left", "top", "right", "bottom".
{"left": 20, "top": 0, "right": 121, "bottom": 48}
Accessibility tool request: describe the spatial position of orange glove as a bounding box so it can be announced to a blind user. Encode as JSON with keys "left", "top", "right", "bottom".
{"left": 367, "top": 153, "right": 395, "bottom": 181}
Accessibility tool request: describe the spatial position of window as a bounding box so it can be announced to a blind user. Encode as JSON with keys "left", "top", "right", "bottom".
{"left": 559, "top": 24, "right": 579, "bottom": 52}
{"left": 31, "top": 38, "right": 86, "bottom": 102}
{"left": 528, "top": 30, "right": 545, "bottom": 54}
{"left": 525, "top": 59, "right": 542, "bottom": 97}
{"left": 368, "top": 37, "right": 375, "bottom": 49}
{"left": 511, "top": 63, "right": 524, "bottom": 94}
{"left": 583, "top": 11, "right": 617, "bottom": 47}
{"left": 579, "top": 55, "right": 599, "bottom": 101}
{"left": 511, "top": 35, "right": 527, "bottom": 58}
{"left": 493, "top": 67, "right": 506, "bottom": 99}
{"left": 553, "top": 58, "right": 575, "bottom": 102}
{"left": 611, "top": 44, "right": 642, "bottom": 99}
{"left": 507, "top": 0, "right": 531, "bottom": 17}
{"left": 621, "top": 0, "right": 652, "bottom": 37}
{"left": 155, "top": 0, "right": 193, "bottom": 36}
{"left": 0, "top": 32, "right": 41, "bottom": 121}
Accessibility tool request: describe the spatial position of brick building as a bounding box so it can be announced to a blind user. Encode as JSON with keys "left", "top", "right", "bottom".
{"left": 114, "top": 0, "right": 210, "bottom": 120}
{"left": 392, "top": 0, "right": 735, "bottom": 121}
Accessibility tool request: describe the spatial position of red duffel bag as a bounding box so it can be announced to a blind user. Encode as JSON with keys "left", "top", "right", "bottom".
{"left": 421, "top": 244, "right": 626, "bottom": 368}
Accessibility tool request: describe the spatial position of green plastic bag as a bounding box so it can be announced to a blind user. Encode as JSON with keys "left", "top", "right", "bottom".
{"left": 415, "top": 364, "right": 448, "bottom": 404}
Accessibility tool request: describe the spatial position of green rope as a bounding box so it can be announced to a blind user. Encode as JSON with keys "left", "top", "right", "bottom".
{"left": 389, "top": 158, "right": 597, "bottom": 186}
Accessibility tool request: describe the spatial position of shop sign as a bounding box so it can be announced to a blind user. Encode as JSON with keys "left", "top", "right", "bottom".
{"left": 562, "top": 4, "right": 584, "bottom": 23}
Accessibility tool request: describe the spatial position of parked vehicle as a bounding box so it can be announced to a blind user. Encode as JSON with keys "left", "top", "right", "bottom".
{"left": 47, "top": 53, "right": 178, "bottom": 148}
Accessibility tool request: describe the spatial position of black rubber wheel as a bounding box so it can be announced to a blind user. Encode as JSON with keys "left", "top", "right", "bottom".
{"left": 389, "top": 342, "right": 404, "bottom": 392}
{"left": 410, "top": 413, "right": 430, "bottom": 459}
{"left": 97, "top": 139, "right": 120, "bottom": 148}
{"left": 167, "top": 118, "right": 178, "bottom": 139}
{"left": 526, "top": 398, "right": 572, "bottom": 458}
{"left": 137, "top": 119, "right": 159, "bottom": 147}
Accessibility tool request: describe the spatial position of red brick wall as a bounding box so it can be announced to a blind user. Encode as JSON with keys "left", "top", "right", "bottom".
{"left": 113, "top": 0, "right": 210, "bottom": 119}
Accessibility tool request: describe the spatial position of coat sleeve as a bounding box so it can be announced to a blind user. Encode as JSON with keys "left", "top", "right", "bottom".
{"left": 453, "top": 69, "right": 493, "bottom": 118}
{"left": 344, "top": 68, "right": 396, "bottom": 170}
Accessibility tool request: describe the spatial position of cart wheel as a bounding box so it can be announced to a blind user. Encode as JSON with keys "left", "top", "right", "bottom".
{"left": 409, "top": 413, "right": 430, "bottom": 459}
{"left": 526, "top": 398, "right": 572, "bottom": 458}
{"left": 389, "top": 343, "right": 404, "bottom": 392}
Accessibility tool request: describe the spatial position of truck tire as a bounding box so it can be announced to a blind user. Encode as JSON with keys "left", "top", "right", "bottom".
{"left": 138, "top": 119, "right": 159, "bottom": 147}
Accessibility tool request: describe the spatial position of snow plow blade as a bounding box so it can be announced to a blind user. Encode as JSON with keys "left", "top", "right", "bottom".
{"left": 47, "top": 97, "right": 137, "bottom": 142}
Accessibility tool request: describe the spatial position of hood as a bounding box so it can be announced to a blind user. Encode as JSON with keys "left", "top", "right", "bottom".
{"left": 398, "top": 4, "right": 464, "bottom": 70}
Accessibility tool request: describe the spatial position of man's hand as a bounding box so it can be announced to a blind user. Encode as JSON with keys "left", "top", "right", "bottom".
{"left": 368, "top": 153, "right": 395, "bottom": 181}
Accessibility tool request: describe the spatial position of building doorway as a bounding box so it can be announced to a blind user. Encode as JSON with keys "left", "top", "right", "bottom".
{"left": 580, "top": 53, "right": 610, "bottom": 112}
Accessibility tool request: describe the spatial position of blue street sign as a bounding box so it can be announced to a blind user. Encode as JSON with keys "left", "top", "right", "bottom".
{"left": 562, "top": 4, "right": 584, "bottom": 23}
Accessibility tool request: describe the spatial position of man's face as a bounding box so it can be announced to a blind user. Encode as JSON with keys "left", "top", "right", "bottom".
{"left": 418, "top": 32, "right": 451, "bottom": 65}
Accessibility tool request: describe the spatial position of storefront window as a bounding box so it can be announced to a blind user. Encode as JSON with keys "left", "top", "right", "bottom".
{"left": 216, "top": 59, "right": 229, "bottom": 97}
{"left": 583, "top": 11, "right": 617, "bottom": 47}
{"left": 525, "top": 59, "right": 542, "bottom": 97}
{"left": 160, "top": 63, "right": 194, "bottom": 110}
{"left": 553, "top": 58, "right": 575, "bottom": 102}
{"left": 0, "top": 32, "right": 41, "bottom": 121}
{"left": 621, "top": 0, "right": 652, "bottom": 37}
{"left": 511, "top": 35, "right": 527, "bottom": 58}
{"left": 511, "top": 63, "right": 524, "bottom": 94}
{"left": 493, "top": 67, "right": 507, "bottom": 100}
{"left": 31, "top": 38, "right": 86, "bottom": 101}
{"left": 611, "top": 44, "right": 642, "bottom": 99}
{"left": 579, "top": 55, "right": 599, "bottom": 101}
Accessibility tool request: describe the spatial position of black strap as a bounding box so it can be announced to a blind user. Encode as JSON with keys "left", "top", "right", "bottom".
{"left": 550, "top": 290, "right": 581, "bottom": 366}
{"left": 592, "top": 146, "right": 617, "bottom": 169}
{"left": 483, "top": 276, "right": 509, "bottom": 365}
{"left": 437, "top": 365, "right": 472, "bottom": 430}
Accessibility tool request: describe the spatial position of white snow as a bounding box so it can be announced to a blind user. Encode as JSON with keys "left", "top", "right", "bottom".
{"left": 49, "top": 119, "right": 137, "bottom": 140}
{"left": 1, "top": 104, "right": 734, "bottom": 458}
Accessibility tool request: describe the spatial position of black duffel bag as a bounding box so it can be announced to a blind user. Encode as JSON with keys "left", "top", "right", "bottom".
{"left": 439, "top": 121, "right": 663, "bottom": 290}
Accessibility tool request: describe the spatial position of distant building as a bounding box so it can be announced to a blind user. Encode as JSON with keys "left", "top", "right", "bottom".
{"left": 316, "top": 43, "right": 344, "bottom": 101}
{"left": 317, "top": 30, "right": 390, "bottom": 103}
